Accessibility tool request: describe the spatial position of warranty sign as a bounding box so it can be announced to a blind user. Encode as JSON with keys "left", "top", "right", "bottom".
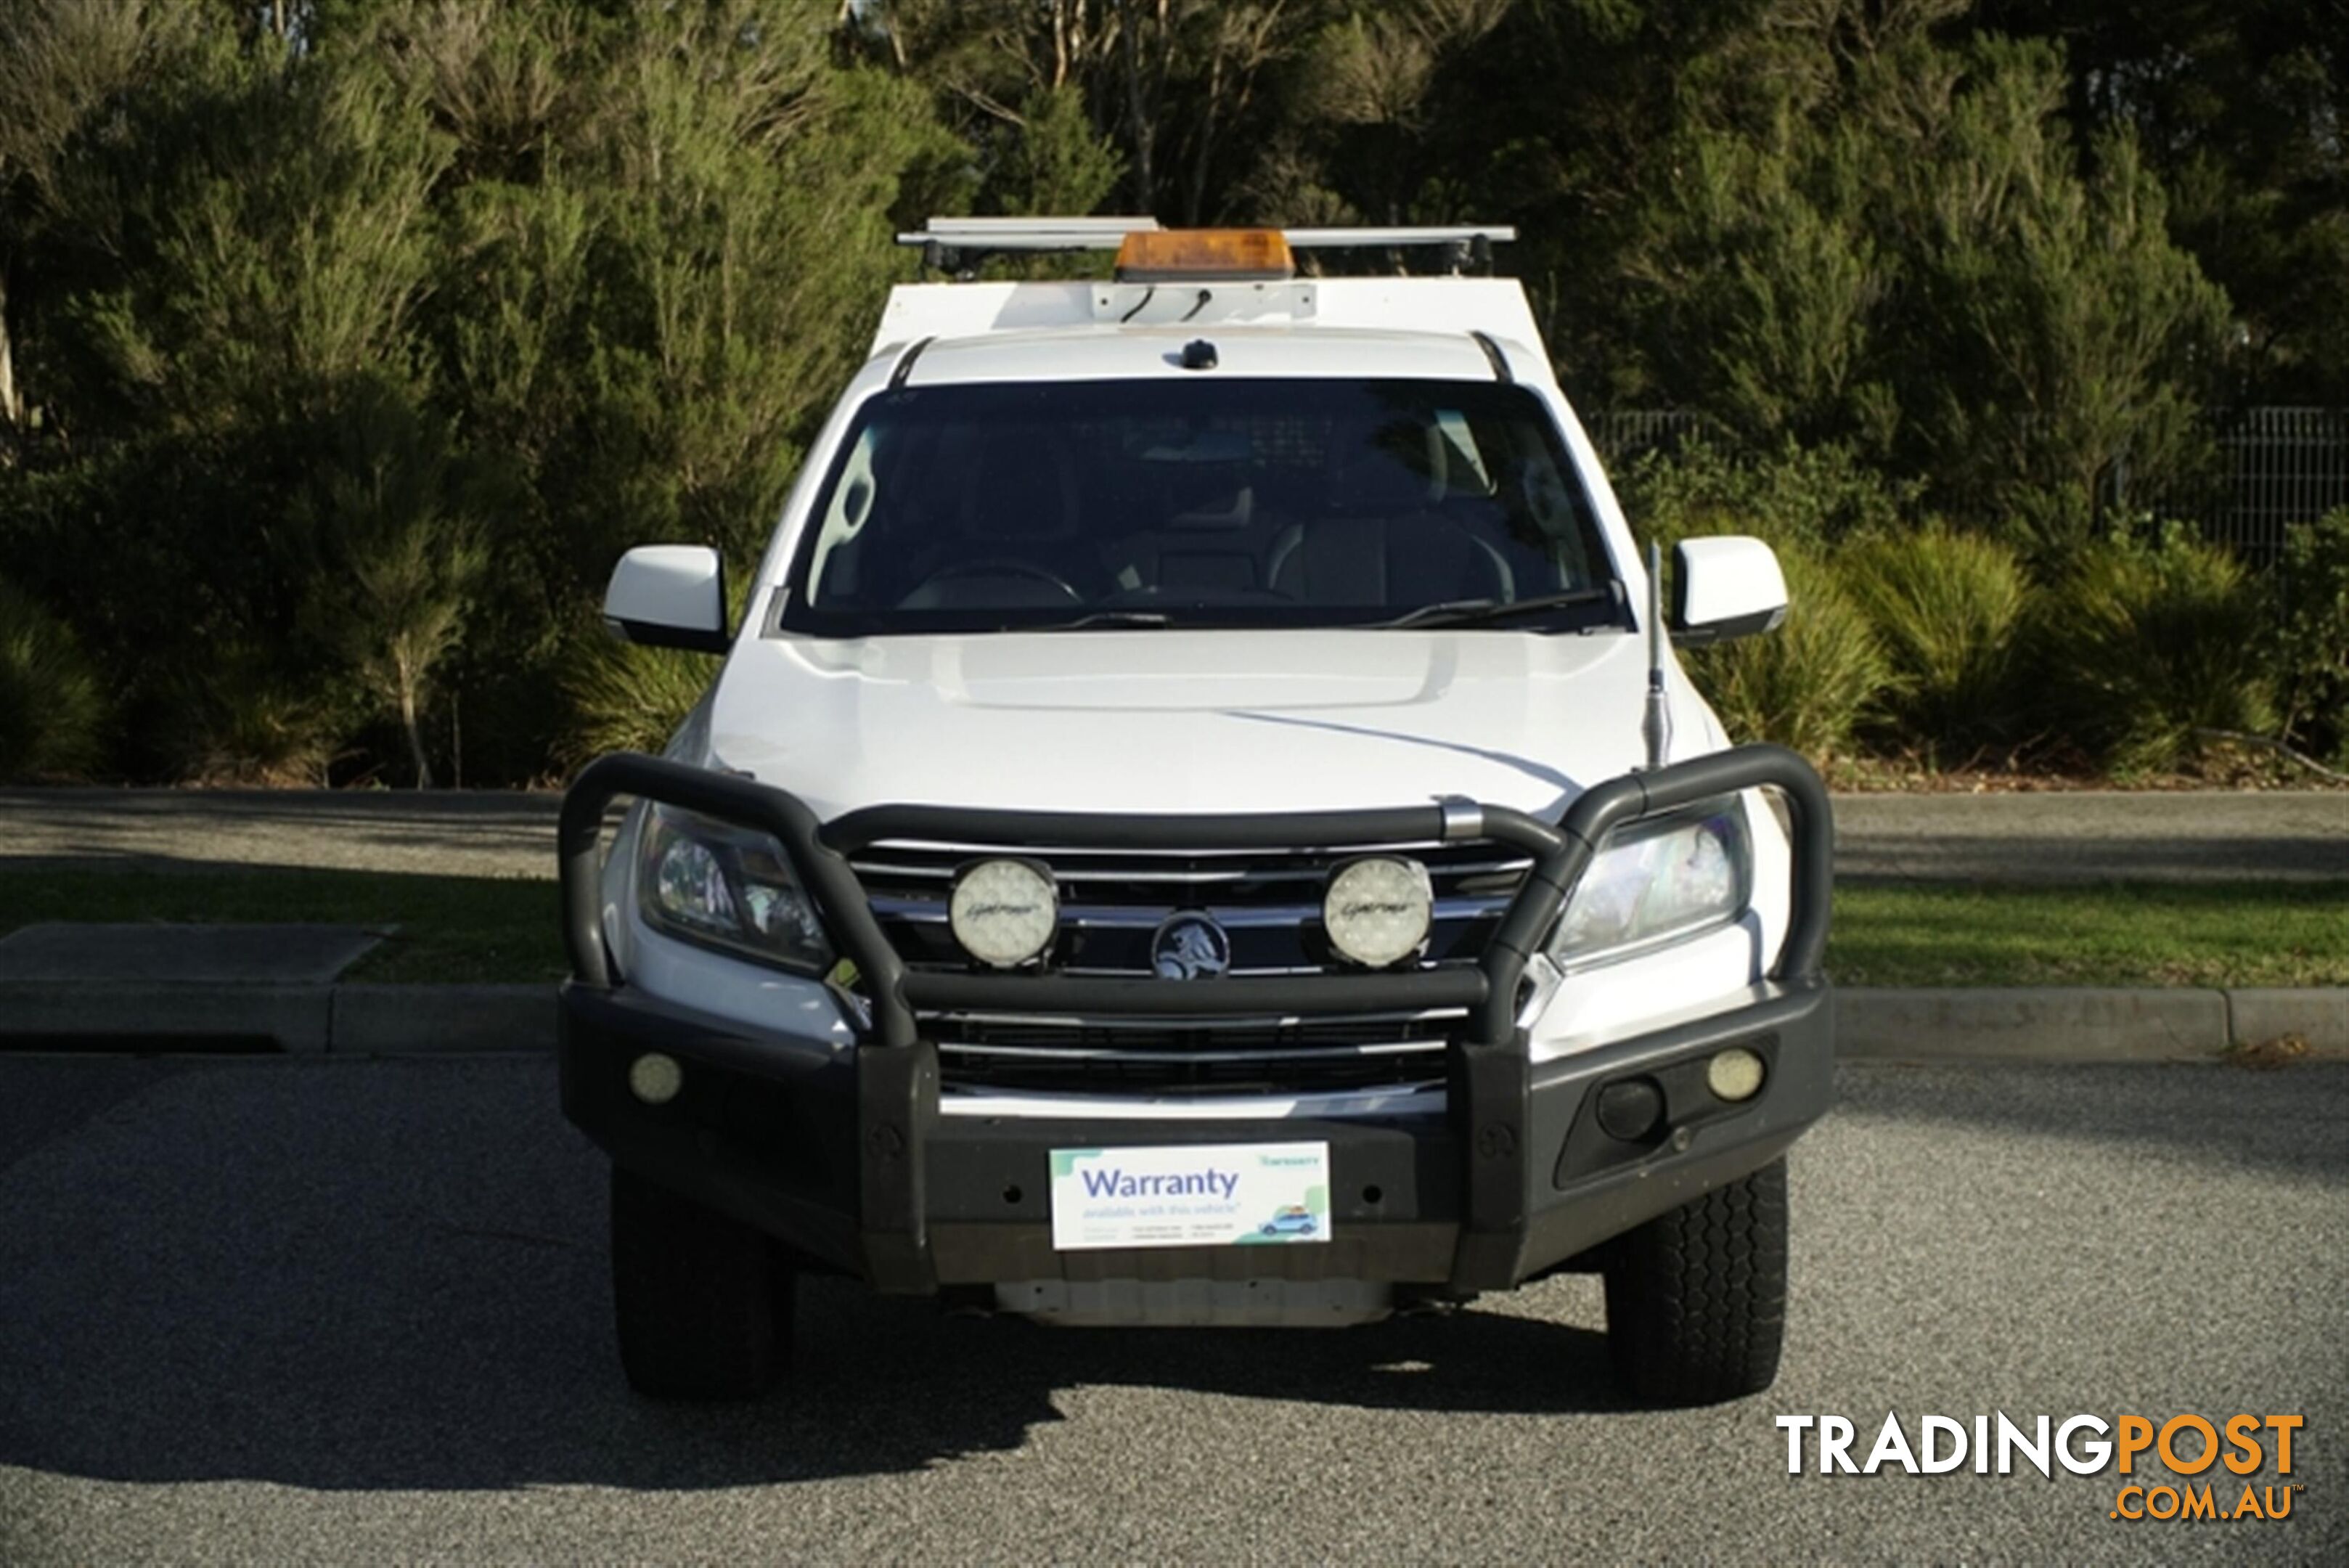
{"left": 1048, "top": 1141, "right": 1331, "bottom": 1251}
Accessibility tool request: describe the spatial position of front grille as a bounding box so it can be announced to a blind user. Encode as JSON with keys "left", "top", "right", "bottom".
{"left": 846, "top": 839, "right": 1527, "bottom": 1096}
{"left": 934, "top": 1010, "right": 1459, "bottom": 1095}
{"left": 851, "top": 840, "right": 1528, "bottom": 977}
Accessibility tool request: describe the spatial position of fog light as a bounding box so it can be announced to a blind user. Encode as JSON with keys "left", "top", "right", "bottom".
{"left": 629, "top": 1052, "right": 683, "bottom": 1106}
{"left": 1707, "top": 1047, "right": 1765, "bottom": 1103}
{"left": 1595, "top": 1078, "right": 1664, "bottom": 1141}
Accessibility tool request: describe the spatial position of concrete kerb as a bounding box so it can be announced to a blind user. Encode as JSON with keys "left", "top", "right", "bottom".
{"left": 1836, "top": 987, "right": 2231, "bottom": 1061}
{"left": 330, "top": 984, "right": 557, "bottom": 1055}
{"left": 2224, "top": 987, "right": 2349, "bottom": 1055}
{"left": 2, "top": 981, "right": 2345, "bottom": 1059}
{"left": 0, "top": 979, "right": 340, "bottom": 1052}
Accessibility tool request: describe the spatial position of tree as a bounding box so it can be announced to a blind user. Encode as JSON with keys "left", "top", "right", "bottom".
{"left": 1978, "top": 0, "right": 2349, "bottom": 404}
{"left": 1599, "top": 5, "right": 2229, "bottom": 547}
{"left": 300, "top": 378, "right": 483, "bottom": 788}
{"left": 1892, "top": 39, "right": 2230, "bottom": 549}
{"left": 858, "top": 0, "right": 1318, "bottom": 224}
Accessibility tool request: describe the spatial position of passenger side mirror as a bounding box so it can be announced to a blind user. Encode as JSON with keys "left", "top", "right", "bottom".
{"left": 1670, "top": 536, "right": 1788, "bottom": 645}
{"left": 604, "top": 545, "right": 729, "bottom": 655}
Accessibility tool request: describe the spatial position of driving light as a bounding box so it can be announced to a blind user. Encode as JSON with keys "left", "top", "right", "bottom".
{"left": 629, "top": 1052, "right": 683, "bottom": 1106}
{"left": 1707, "top": 1048, "right": 1765, "bottom": 1103}
{"left": 1548, "top": 799, "right": 1749, "bottom": 967}
{"left": 950, "top": 859, "right": 1058, "bottom": 968}
{"left": 1323, "top": 857, "right": 1434, "bottom": 968}
{"left": 638, "top": 806, "right": 833, "bottom": 974}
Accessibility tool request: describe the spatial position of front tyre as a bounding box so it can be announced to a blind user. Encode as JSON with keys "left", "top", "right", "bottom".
{"left": 1602, "top": 1158, "right": 1788, "bottom": 1407}
{"left": 610, "top": 1164, "right": 791, "bottom": 1400}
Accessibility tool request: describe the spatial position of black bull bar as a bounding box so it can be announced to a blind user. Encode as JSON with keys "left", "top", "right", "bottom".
{"left": 558, "top": 743, "right": 1831, "bottom": 1291}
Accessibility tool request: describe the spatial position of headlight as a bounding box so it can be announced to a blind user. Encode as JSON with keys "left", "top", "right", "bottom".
{"left": 949, "top": 858, "right": 1058, "bottom": 968}
{"left": 1547, "top": 799, "right": 1749, "bottom": 966}
{"left": 1323, "top": 855, "right": 1433, "bottom": 968}
{"left": 637, "top": 805, "right": 833, "bottom": 974}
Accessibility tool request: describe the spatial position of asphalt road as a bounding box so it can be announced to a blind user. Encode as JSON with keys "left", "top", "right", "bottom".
{"left": 0, "top": 785, "right": 2342, "bottom": 883}
{"left": 1, "top": 1055, "right": 2341, "bottom": 1563}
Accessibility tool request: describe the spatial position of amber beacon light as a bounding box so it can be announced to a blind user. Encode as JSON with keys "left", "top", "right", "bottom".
{"left": 1115, "top": 228, "right": 1296, "bottom": 283}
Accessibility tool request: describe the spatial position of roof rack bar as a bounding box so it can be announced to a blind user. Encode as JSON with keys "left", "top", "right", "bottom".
{"left": 1280, "top": 226, "right": 1516, "bottom": 248}
{"left": 910, "top": 216, "right": 1161, "bottom": 243}
{"left": 893, "top": 220, "right": 1515, "bottom": 253}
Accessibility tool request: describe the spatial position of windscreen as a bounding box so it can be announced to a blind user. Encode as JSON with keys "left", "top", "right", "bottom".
{"left": 780, "top": 378, "right": 1622, "bottom": 636}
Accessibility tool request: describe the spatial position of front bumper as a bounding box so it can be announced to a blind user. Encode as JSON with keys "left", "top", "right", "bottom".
{"left": 561, "top": 974, "right": 1831, "bottom": 1298}
{"left": 557, "top": 743, "right": 1835, "bottom": 1298}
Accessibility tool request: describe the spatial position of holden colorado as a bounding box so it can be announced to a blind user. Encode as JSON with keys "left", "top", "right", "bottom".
{"left": 556, "top": 217, "right": 1834, "bottom": 1408}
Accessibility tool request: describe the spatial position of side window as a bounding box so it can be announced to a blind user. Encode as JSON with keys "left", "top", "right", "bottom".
{"left": 806, "top": 428, "right": 883, "bottom": 600}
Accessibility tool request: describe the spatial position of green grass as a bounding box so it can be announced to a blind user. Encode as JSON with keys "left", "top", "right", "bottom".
{"left": 0, "top": 867, "right": 2340, "bottom": 989}
{"left": 1830, "top": 881, "right": 2348, "bottom": 988}
{"left": 0, "top": 865, "right": 562, "bottom": 984}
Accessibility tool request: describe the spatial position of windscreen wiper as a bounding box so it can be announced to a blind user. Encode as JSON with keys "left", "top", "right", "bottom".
{"left": 1034, "top": 610, "right": 1179, "bottom": 631}
{"left": 1373, "top": 586, "right": 1621, "bottom": 630}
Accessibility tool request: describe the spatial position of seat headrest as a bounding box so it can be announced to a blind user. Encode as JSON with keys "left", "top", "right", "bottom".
{"left": 1165, "top": 483, "right": 1253, "bottom": 532}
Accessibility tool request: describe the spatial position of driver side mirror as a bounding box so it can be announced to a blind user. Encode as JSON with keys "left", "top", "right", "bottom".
{"left": 604, "top": 544, "right": 729, "bottom": 655}
{"left": 1670, "top": 536, "right": 1788, "bottom": 645}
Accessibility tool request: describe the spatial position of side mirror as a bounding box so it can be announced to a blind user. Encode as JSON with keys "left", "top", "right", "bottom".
{"left": 1671, "top": 536, "right": 1788, "bottom": 645}
{"left": 604, "top": 545, "right": 729, "bottom": 655}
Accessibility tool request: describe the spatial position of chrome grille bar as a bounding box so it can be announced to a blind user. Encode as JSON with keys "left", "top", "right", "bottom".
{"left": 938, "top": 1040, "right": 1447, "bottom": 1064}
{"left": 851, "top": 854, "right": 1535, "bottom": 883}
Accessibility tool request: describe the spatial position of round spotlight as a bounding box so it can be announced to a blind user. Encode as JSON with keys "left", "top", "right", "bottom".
{"left": 1323, "top": 857, "right": 1434, "bottom": 968}
{"left": 1707, "top": 1047, "right": 1766, "bottom": 1103}
{"left": 949, "top": 859, "right": 1058, "bottom": 968}
{"left": 629, "top": 1051, "right": 683, "bottom": 1106}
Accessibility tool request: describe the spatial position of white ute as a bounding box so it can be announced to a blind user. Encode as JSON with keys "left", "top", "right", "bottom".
{"left": 557, "top": 220, "right": 1835, "bottom": 1408}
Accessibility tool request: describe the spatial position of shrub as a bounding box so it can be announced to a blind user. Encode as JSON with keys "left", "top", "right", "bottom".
{"left": 2272, "top": 508, "right": 2349, "bottom": 768}
{"left": 1680, "top": 545, "right": 1894, "bottom": 767}
{"left": 1621, "top": 437, "right": 1921, "bottom": 556}
{"left": 0, "top": 579, "right": 110, "bottom": 781}
{"left": 158, "top": 643, "right": 356, "bottom": 786}
{"left": 2034, "top": 523, "right": 2274, "bottom": 775}
{"left": 1839, "top": 522, "right": 2030, "bottom": 755}
{"left": 557, "top": 631, "right": 716, "bottom": 767}
{"left": 557, "top": 554, "right": 755, "bottom": 769}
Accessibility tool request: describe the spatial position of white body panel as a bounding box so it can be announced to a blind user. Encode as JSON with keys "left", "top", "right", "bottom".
{"left": 872, "top": 278, "right": 1544, "bottom": 362}
{"left": 605, "top": 274, "right": 1794, "bottom": 1106}
{"left": 708, "top": 629, "right": 1675, "bottom": 822}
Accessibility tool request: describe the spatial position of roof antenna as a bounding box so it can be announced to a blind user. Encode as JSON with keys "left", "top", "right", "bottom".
{"left": 1641, "top": 540, "right": 1671, "bottom": 772}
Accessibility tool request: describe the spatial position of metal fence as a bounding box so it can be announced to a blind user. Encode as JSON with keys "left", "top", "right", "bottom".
{"left": 1582, "top": 409, "right": 1721, "bottom": 470}
{"left": 2132, "top": 407, "right": 2349, "bottom": 558}
{"left": 1582, "top": 409, "right": 1720, "bottom": 463}
{"left": 1581, "top": 406, "right": 2349, "bottom": 559}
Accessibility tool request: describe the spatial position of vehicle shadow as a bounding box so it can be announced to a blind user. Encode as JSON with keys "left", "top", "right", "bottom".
{"left": 0, "top": 1255, "right": 1624, "bottom": 1495}
{"left": 0, "top": 1057, "right": 1627, "bottom": 1494}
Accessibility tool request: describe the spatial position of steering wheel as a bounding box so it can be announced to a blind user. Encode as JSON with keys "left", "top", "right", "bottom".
{"left": 914, "top": 558, "right": 1083, "bottom": 602}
